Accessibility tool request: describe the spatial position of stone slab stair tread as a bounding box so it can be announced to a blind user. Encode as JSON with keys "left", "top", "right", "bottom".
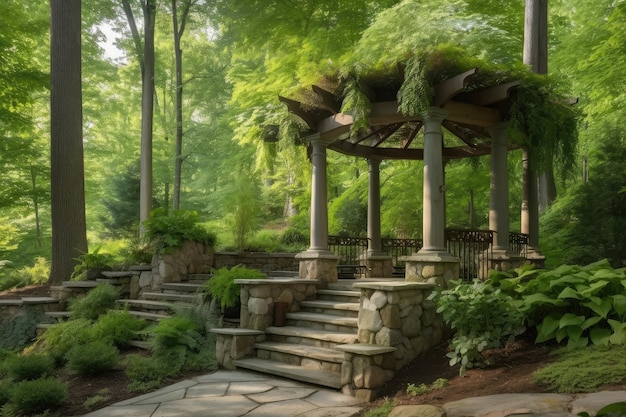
{"left": 286, "top": 311, "right": 358, "bottom": 327}
{"left": 234, "top": 357, "right": 342, "bottom": 389}
{"left": 127, "top": 310, "right": 170, "bottom": 321}
{"left": 141, "top": 292, "right": 199, "bottom": 303}
{"left": 45, "top": 311, "right": 71, "bottom": 319}
{"left": 254, "top": 341, "right": 344, "bottom": 363}
{"left": 117, "top": 299, "right": 182, "bottom": 310}
{"left": 315, "top": 289, "right": 360, "bottom": 298}
{"left": 265, "top": 326, "right": 358, "bottom": 344}
{"left": 127, "top": 340, "right": 152, "bottom": 350}
{"left": 300, "top": 299, "right": 359, "bottom": 312}
{"left": 160, "top": 282, "right": 203, "bottom": 293}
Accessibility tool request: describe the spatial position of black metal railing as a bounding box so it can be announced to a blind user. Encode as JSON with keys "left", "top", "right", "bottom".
{"left": 382, "top": 238, "right": 423, "bottom": 273}
{"left": 328, "top": 235, "right": 368, "bottom": 265}
{"left": 509, "top": 232, "right": 529, "bottom": 257}
{"left": 445, "top": 228, "right": 493, "bottom": 282}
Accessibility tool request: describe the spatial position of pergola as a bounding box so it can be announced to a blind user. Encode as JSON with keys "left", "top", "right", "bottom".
{"left": 280, "top": 62, "right": 545, "bottom": 285}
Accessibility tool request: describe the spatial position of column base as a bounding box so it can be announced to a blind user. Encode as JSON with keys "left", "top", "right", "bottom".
{"left": 480, "top": 249, "right": 526, "bottom": 280}
{"left": 404, "top": 252, "right": 459, "bottom": 288}
{"left": 296, "top": 250, "right": 340, "bottom": 287}
{"left": 525, "top": 248, "right": 546, "bottom": 269}
{"left": 358, "top": 253, "right": 393, "bottom": 278}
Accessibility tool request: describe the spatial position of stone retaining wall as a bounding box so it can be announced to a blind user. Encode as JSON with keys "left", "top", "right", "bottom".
{"left": 154, "top": 241, "right": 215, "bottom": 283}
{"left": 214, "top": 252, "right": 299, "bottom": 273}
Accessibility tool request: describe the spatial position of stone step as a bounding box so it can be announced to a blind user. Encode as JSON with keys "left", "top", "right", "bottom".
{"left": 44, "top": 311, "right": 72, "bottom": 321}
{"left": 127, "top": 340, "right": 152, "bottom": 350}
{"left": 127, "top": 310, "right": 170, "bottom": 322}
{"left": 161, "top": 282, "right": 204, "bottom": 294}
{"left": 315, "top": 289, "right": 360, "bottom": 303}
{"left": 285, "top": 312, "right": 358, "bottom": 332}
{"left": 35, "top": 323, "right": 55, "bottom": 336}
{"left": 233, "top": 357, "right": 341, "bottom": 389}
{"left": 267, "top": 271, "right": 299, "bottom": 278}
{"left": 117, "top": 299, "right": 183, "bottom": 314}
{"left": 141, "top": 292, "right": 201, "bottom": 303}
{"left": 265, "top": 326, "right": 358, "bottom": 349}
{"left": 300, "top": 300, "right": 359, "bottom": 317}
{"left": 184, "top": 273, "right": 213, "bottom": 283}
{"left": 327, "top": 280, "right": 357, "bottom": 291}
{"left": 254, "top": 341, "right": 344, "bottom": 371}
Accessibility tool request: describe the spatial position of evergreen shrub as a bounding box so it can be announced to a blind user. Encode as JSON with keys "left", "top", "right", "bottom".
{"left": 143, "top": 209, "right": 216, "bottom": 254}
{"left": 65, "top": 341, "right": 119, "bottom": 375}
{"left": 38, "top": 319, "right": 93, "bottom": 364}
{"left": 68, "top": 283, "right": 119, "bottom": 321}
{"left": 125, "top": 355, "right": 171, "bottom": 393}
{"left": 5, "top": 354, "right": 55, "bottom": 381}
{"left": 10, "top": 377, "right": 67, "bottom": 414}
{"left": 91, "top": 309, "right": 147, "bottom": 347}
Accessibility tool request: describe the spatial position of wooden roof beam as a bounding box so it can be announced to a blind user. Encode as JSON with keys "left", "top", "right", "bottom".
{"left": 455, "top": 81, "right": 520, "bottom": 106}
{"left": 442, "top": 100, "right": 501, "bottom": 127}
{"left": 434, "top": 68, "right": 478, "bottom": 106}
{"left": 279, "top": 96, "right": 328, "bottom": 129}
{"left": 312, "top": 85, "right": 342, "bottom": 113}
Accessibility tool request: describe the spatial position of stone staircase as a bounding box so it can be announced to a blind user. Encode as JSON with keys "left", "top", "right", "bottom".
{"left": 233, "top": 280, "right": 360, "bottom": 389}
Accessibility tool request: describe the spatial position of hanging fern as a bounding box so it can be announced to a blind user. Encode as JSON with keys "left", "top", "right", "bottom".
{"left": 340, "top": 74, "right": 371, "bottom": 137}
{"left": 398, "top": 54, "right": 432, "bottom": 116}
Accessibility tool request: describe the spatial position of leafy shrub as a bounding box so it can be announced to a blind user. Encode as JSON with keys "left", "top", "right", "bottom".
{"left": 490, "top": 259, "right": 626, "bottom": 349}
{"left": 71, "top": 247, "right": 114, "bottom": 280}
{"left": 533, "top": 344, "right": 626, "bottom": 393}
{"left": 125, "top": 355, "right": 171, "bottom": 393}
{"left": 91, "top": 309, "right": 147, "bottom": 347}
{"left": 430, "top": 280, "right": 526, "bottom": 375}
{"left": 585, "top": 402, "right": 626, "bottom": 417}
{"left": 5, "top": 354, "right": 55, "bottom": 381}
{"left": 65, "top": 341, "right": 119, "bottom": 375}
{"left": 202, "top": 266, "right": 266, "bottom": 309}
{"left": 68, "top": 283, "right": 119, "bottom": 321}
{"left": 37, "top": 319, "right": 93, "bottom": 364}
{"left": 10, "top": 377, "right": 67, "bottom": 414}
{"left": 0, "top": 378, "right": 13, "bottom": 407}
{"left": 18, "top": 257, "right": 50, "bottom": 285}
{"left": 143, "top": 209, "right": 216, "bottom": 254}
{"left": 280, "top": 228, "right": 308, "bottom": 245}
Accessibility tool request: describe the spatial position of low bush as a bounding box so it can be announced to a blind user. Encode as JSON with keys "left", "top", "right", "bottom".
{"left": 91, "top": 309, "right": 147, "bottom": 347}
{"left": 490, "top": 259, "right": 626, "bottom": 349}
{"left": 68, "top": 283, "right": 119, "bottom": 321}
{"left": 0, "top": 378, "right": 13, "bottom": 407}
{"left": 5, "top": 353, "right": 55, "bottom": 381}
{"left": 65, "top": 341, "right": 119, "bottom": 375}
{"left": 125, "top": 354, "right": 171, "bottom": 393}
{"left": 202, "top": 266, "right": 266, "bottom": 309}
{"left": 37, "top": 318, "right": 93, "bottom": 364}
{"left": 71, "top": 247, "right": 114, "bottom": 281}
{"left": 9, "top": 377, "right": 67, "bottom": 414}
{"left": 143, "top": 209, "right": 216, "bottom": 254}
{"left": 430, "top": 280, "right": 526, "bottom": 375}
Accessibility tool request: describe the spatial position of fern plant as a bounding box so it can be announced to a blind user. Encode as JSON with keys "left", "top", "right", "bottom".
{"left": 143, "top": 208, "right": 216, "bottom": 254}
{"left": 202, "top": 266, "right": 266, "bottom": 309}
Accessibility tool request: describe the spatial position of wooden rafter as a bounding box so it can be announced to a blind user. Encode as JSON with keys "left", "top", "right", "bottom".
{"left": 402, "top": 122, "right": 422, "bottom": 149}
{"left": 312, "top": 85, "right": 342, "bottom": 113}
{"left": 455, "top": 81, "right": 520, "bottom": 106}
{"left": 434, "top": 68, "right": 478, "bottom": 106}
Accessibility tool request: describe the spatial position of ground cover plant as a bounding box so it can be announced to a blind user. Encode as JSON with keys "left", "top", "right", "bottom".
{"left": 490, "top": 259, "right": 626, "bottom": 348}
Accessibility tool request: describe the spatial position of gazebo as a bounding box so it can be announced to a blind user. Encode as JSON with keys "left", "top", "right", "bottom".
{"left": 279, "top": 50, "right": 575, "bottom": 286}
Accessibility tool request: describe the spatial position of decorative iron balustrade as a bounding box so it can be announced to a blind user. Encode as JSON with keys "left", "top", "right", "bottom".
{"left": 509, "top": 232, "right": 529, "bottom": 257}
{"left": 445, "top": 228, "right": 493, "bottom": 281}
{"left": 327, "top": 235, "right": 368, "bottom": 265}
{"left": 381, "top": 238, "right": 423, "bottom": 272}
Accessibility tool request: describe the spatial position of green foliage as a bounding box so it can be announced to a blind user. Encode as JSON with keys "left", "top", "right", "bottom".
{"left": 406, "top": 378, "right": 448, "bottom": 396}
{"left": 83, "top": 388, "right": 110, "bottom": 411}
{"left": 124, "top": 354, "right": 170, "bottom": 393}
{"left": 4, "top": 354, "right": 54, "bottom": 382}
{"left": 0, "top": 257, "right": 50, "bottom": 292}
{"left": 143, "top": 209, "right": 216, "bottom": 254}
{"left": 0, "top": 378, "right": 12, "bottom": 408}
{"left": 533, "top": 344, "right": 626, "bottom": 393}
{"left": 590, "top": 402, "right": 626, "bottom": 417}
{"left": 430, "top": 280, "right": 526, "bottom": 375}
{"left": 91, "top": 310, "right": 147, "bottom": 347}
{"left": 68, "top": 283, "right": 119, "bottom": 321}
{"left": 16, "top": 257, "right": 49, "bottom": 285}
{"left": 0, "top": 310, "right": 51, "bottom": 351}
{"left": 37, "top": 319, "right": 93, "bottom": 364}
{"left": 363, "top": 397, "right": 396, "bottom": 417}
{"left": 223, "top": 166, "right": 263, "bottom": 250}
{"left": 9, "top": 377, "right": 67, "bottom": 414}
{"left": 279, "top": 228, "right": 308, "bottom": 248}
{"left": 490, "top": 260, "right": 626, "bottom": 348}
{"left": 70, "top": 247, "right": 114, "bottom": 281}
{"left": 65, "top": 341, "right": 119, "bottom": 375}
{"left": 203, "top": 266, "right": 266, "bottom": 309}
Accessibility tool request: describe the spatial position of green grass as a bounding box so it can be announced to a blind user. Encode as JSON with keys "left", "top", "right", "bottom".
{"left": 533, "top": 344, "right": 626, "bottom": 393}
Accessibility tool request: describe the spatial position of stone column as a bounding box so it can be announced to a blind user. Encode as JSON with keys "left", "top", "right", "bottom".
{"left": 405, "top": 108, "right": 459, "bottom": 286}
{"left": 296, "top": 134, "right": 339, "bottom": 284}
{"left": 419, "top": 107, "right": 449, "bottom": 255}
{"left": 361, "top": 157, "right": 393, "bottom": 277}
{"left": 521, "top": 148, "right": 545, "bottom": 267}
{"left": 488, "top": 123, "right": 510, "bottom": 253}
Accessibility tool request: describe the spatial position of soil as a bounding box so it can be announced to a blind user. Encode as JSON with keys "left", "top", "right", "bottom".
{"left": 3, "top": 285, "right": 626, "bottom": 417}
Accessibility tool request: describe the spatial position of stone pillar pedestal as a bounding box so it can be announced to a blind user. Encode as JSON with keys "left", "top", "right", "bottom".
{"left": 404, "top": 253, "right": 460, "bottom": 289}
{"left": 526, "top": 252, "right": 546, "bottom": 269}
{"left": 296, "top": 251, "right": 339, "bottom": 288}
{"left": 358, "top": 254, "right": 393, "bottom": 278}
{"left": 479, "top": 250, "right": 526, "bottom": 280}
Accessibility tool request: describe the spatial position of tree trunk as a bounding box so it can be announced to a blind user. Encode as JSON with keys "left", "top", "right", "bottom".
{"left": 172, "top": 0, "right": 184, "bottom": 210}
{"left": 30, "top": 166, "right": 41, "bottom": 248}
{"left": 139, "top": 0, "right": 156, "bottom": 236}
{"left": 49, "top": 0, "right": 88, "bottom": 284}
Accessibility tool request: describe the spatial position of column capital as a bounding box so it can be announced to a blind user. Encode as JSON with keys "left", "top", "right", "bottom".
{"left": 423, "top": 106, "right": 449, "bottom": 123}
{"left": 486, "top": 122, "right": 509, "bottom": 139}
{"left": 306, "top": 133, "right": 335, "bottom": 148}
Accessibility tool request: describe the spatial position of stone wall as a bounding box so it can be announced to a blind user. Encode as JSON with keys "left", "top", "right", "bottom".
{"left": 214, "top": 252, "right": 299, "bottom": 273}
{"left": 153, "top": 241, "right": 214, "bottom": 284}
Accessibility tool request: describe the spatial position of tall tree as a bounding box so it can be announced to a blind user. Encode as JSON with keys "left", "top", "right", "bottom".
{"left": 49, "top": 0, "right": 88, "bottom": 283}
